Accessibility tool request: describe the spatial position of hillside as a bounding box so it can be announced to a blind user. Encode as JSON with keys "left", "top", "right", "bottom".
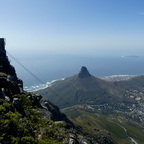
{"left": 38, "top": 66, "right": 125, "bottom": 108}
{"left": 38, "top": 66, "right": 144, "bottom": 113}
{"left": 114, "top": 75, "right": 144, "bottom": 89}
{"left": 62, "top": 105, "right": 144, "bottom": 144}
{"left": 38, "top": 65, "right": 144, "bottom": 144}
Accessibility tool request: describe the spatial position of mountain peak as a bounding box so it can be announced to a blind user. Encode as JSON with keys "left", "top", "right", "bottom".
{"left": 78, "top": 66, "right": 91, "bottom": 78}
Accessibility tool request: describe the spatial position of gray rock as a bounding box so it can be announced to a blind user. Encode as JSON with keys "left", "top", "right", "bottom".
{"left": 37, "top": 109, "right": 52, "bottom": 120}
{"left": 0, "top": 88, "right": 5, "bottom": 99}
{"left": 28, "top": 93, "right": 42, "bottom": 107}
{"left": 12, "top": 98, "right": 25, "bottom": 116}
{"left": 69, "top": 138, "right": 77, "bottom": 144}
{"left": 41, "top": 99, "right": 74, "bottom": 125}
{"left": 12, "top": 98, "right": 22, "bottom": 112}
{"left": 5, "top": 96, "right": 10, "bottom": 102}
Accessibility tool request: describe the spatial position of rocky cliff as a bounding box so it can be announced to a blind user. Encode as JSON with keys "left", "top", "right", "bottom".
{"left": 0, "top": 38, "right": 23, "bottom": 96}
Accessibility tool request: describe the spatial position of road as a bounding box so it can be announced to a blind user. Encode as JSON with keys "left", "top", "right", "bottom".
{"left": 108, "top": 119, "right": 138, "bottom": 144}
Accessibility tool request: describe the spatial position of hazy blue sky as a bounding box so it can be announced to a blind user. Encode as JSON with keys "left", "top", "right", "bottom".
{"left": 1, "top": 0, "right": 144, "bottom": 56}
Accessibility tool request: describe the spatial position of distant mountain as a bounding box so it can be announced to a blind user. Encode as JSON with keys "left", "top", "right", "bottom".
{"left": 102, "top": 75, "right": 136, "bottom": 81}
{"left": 114, "top": 75, "right": 144, "bottom": 89}
{"left": 38, "top": 66, "right": 126, "bottom": 108}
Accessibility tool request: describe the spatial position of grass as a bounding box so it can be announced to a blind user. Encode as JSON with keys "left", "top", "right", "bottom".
{"left": 62, "top": 106, "right": 144, "bottom": 144}
{"left": 119, "top": 121, "right": 144, "bottom": 143}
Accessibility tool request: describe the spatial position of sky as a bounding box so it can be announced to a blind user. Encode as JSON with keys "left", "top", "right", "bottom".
{"left": 1, "top": 0, "right": 144, "bottom": 56}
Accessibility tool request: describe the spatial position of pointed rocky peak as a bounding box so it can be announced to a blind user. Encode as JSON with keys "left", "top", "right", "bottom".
{"left": 78, "top": 66, "right": 91, "bottom": 78}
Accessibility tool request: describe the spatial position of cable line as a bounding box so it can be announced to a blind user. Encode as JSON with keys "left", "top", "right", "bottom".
{"left": 7, "top": 52, "right": 45, "bottom": 84}
{"left": 7, "top": 52, "right": 71, "bottom": 107}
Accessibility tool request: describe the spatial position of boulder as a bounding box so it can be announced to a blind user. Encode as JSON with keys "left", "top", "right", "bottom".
{"left": 28, "top": 93, "right": 42, "bottom": 107}
{"left": 69, "top": 138, "right": 77, "bottom": 144}
{"left": 12, "top": 98, "right": 25, "bottom": 116}
{"left": 41, "top": 99, "right": 73, "bottom": 125}
{"left": 5, "top": 96, "right": 10, "bottom": 102}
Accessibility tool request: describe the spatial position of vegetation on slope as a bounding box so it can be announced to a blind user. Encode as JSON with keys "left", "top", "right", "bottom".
{"left": 38, "top": 68, "right": 144, "bottom": 110}
{"left": 0, "top": 93, "right": 67, "bottom": 144}
{"left": 62, "top": 105, "right": 144, "bottom": 144}
{"left": 38, "top": 74, "right": 124, "bottom": 108}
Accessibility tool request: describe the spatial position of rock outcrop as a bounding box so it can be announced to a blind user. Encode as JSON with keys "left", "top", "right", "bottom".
{"left": 0, "top": 38, "right": 17, "bottom": 77}
{"left": 0, "top": 38, "right": 23, "bottom": 95}
{"left": 40, "top": 99, "right": 73, "bottom": 125}
{"left": 12, "top": 97, "right": 25, "bottom": 116}
{"left": 28, "top": 93, "right": 42, "bottom": 107}
{"left": 78, "top": 66, "right": 91, "bottom": 78}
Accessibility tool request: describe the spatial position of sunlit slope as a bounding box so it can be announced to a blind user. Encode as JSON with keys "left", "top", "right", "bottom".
{"left": 62, "top": 105, "right": 144, "bottom": 144}
{"left": 38, "top": 67, "right": 124, "bottom": 108}
{"left": 114, "top": 75, "right": 144, "bottom": 89}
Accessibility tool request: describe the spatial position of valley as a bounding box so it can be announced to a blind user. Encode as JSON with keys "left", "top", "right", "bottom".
{"left": 62, "top": 104, "right": 144, "bottom": 144}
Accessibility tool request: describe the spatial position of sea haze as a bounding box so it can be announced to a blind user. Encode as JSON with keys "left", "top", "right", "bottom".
{"left": 9, "top": 53, "right": 144, "bottom": 92}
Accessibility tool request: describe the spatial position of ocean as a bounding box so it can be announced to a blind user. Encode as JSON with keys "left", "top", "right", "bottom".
{"left": 9, "top": 53, "right": 144, "bottom": 92}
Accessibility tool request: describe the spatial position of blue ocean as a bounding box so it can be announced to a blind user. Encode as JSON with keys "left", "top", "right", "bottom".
{"left": 9, "top": 53, "right": 144, "bottom": 92}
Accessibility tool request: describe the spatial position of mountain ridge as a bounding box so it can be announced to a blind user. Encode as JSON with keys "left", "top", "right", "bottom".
{"left": 38, "top": 66, "right": 125, "bottom": 108}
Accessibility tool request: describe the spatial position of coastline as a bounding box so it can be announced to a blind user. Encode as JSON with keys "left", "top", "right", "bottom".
{"left": 25, "top": 75, "right": 137, "bottom": 92}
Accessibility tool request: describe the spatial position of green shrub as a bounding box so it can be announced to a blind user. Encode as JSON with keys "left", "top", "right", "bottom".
{"left": 0, "top": 73, "right": 7, "bottom": 77}
{"left": 0, "top": 93, "right": 67, "bottom": 144}
{"left": 21, "top": 136, "right": 36, "bottom": 144}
